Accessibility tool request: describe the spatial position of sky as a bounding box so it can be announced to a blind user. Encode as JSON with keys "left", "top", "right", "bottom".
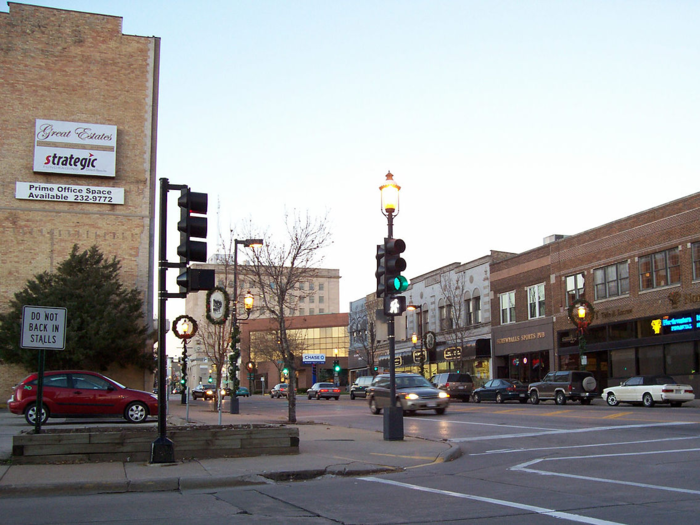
{"left": 7, "top": 1, "right": 699, "bottom": 325}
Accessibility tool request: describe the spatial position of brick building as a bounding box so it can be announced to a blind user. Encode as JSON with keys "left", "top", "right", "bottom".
{"left": 0, "top": 4, "right": 159, "bottom": 395}
{"left": 491, "top": 193, "right": 700, "bottom": 395}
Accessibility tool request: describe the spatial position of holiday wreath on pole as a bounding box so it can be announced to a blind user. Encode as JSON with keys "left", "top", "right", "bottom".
{"left": 172, "top": 315, "right": 198, "bottom": 340}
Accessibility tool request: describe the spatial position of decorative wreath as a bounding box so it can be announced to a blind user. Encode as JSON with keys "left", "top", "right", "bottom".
{"left": 205, "top": 287, "right": 230, "bottom": 325}
{"left": 172, "top": 315, "right": 198, "bottom": 340}
{"left": 567, "top": 298, "right": 595, "bottom": 334}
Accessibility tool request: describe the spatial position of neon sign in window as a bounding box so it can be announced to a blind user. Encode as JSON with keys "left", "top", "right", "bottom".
{"left": 662, "top": 315, "right": 694, "bottom": 332}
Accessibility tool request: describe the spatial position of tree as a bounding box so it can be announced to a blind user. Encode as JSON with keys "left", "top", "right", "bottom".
{"left": 439, "top": 270, "right": 471, "bottom": 372}
{"left": 348, "top": 298, "right": 380, "bottom": 376}
{"left": 245, "top": 211, "right": 332, "bottom": 423}
{"left": 0, "top": 245, "right": 152, "bottom": 372}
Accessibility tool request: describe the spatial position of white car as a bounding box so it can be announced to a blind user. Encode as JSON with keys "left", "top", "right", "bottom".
{"left": 602, "top": 375, "right": 694, "bottom": 407}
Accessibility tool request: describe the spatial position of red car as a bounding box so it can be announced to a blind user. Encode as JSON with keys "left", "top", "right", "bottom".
{"left": 8, "top": 370, "right": 159, "bottom": 425}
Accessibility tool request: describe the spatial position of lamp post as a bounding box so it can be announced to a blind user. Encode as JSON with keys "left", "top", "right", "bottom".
{"left": 228, "top": 238, "right": 263, "bottom": 415}
{"left": 407, "top": 304, "right": 426, "bottom": 377}
{"left": 379, "top": 171, "right": 403, "bottom": 441}
{"left": 567, "top": 298, "right": 595, "bottom": 370}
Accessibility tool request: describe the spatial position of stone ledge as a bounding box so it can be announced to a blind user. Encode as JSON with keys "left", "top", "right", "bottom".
{"left": 12, "top": 423, "right": 299, "bottom": 464}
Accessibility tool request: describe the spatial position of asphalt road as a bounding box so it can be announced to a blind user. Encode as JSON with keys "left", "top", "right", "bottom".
{"left": 3, "top": 395, "right": 700, "bottom": 524}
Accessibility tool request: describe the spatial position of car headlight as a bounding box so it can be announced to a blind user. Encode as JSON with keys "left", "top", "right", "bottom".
{"left": 438, "top": 392, "right": 450, "bottom": 399}
{"left": 405, "top": 393, "right": 419, "bottom": 400}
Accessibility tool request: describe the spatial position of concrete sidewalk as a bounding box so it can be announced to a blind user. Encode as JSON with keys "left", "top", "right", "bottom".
{"left": 0, "top": 404, "right": 461, "bottom": 498}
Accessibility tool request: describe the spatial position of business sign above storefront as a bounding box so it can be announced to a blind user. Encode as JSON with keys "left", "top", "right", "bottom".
{"left": 33, "top": 119, "right": 117, "bottom": 177}
{"left": 15, "top": 182, "right": 124, "bottom": 205}
{"left": 302, "top": 354, "right": 326, "bottom": 364}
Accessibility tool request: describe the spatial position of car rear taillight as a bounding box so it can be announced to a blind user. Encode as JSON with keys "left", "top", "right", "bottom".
{"left": 685, "top": 389, "right": 694, "bottom": 394}
{"left": 445, "top": 382, "right": 450, "bottom": 388}
{"left": 568, "top": 384, "right": 573, "bottom": 392}
{"left": 506, "top": 386, "right": 515, "bottom": 392}
{"left": 662, "top": 388, "right": 674, "bottom": 393}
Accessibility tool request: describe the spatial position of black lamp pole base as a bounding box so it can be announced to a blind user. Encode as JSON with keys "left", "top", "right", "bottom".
{"left": 150, "top": 436, "right": 175, "bottom": 463}
{"left": 383, "top": 406, "right": 404, "bottom": 441}
{"left": 229, "top": 396, "right": 240, "bottom": 414}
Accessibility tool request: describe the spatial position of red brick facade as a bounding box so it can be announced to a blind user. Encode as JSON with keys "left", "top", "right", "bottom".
{"left": 491, "top": 192, "right": 700, "bottom": 395}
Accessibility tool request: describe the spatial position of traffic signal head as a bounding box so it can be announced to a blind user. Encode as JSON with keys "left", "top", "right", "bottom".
{"left": 246, "top": 361, "right": 254, "bottom": 372}
{"left": 208, "top": 375, "right": 213, "bottom": 383}
{"left": 375, "top": 244, "right": 386, "bottom": 298}
{"left": 180, "top": 377, "right": 186, "bottom": 385}
{"left": 333, "top": 360, "right": 341, "bottom": 373}
{"left": 177, "top": 189, "right": 208, "bottom": 263}
{"left": 282, "top": 367, "right": 289, "bottom": 376}
{"left": 384, "top": 238, "right": 409, "bottom": 294}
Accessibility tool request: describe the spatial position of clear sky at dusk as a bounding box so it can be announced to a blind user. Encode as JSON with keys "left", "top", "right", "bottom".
{"left": 7, "top": 0, "right": 699, "bottom": 315}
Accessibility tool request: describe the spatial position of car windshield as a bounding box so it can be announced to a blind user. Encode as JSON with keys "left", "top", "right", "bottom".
{"left": 396, "top": 376, "right": 432, "bottom": 389}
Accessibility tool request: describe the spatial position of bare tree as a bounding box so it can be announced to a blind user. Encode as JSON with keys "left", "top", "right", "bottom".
{"left": 245, "top": 211, "right": 332, "bottom": 423}
{"left": 349, "top": 300, "right": 380, "bottom": 375}
{"left": 439, "top": 271, "right": 471, "bottom": 372}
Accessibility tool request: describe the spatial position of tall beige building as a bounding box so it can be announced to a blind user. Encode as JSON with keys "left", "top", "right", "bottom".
{"left": 0, "top": 4, "right": 159, "bottom": 395}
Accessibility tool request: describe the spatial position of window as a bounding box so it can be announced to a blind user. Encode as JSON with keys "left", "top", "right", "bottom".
{"left": 565, "top": 273, "right": 585, "bottom": 306}
{"left": 309, "top": 296, "right": 315, "bottom": 304}
{"left": 319, "top": 308, "right": 325, "bottom": 314}
{"left": 299, "top": 308, "right": 305, "bottom": 316}
{"left": 473, "top": 296, "right": 481, "bottom": 324}
{"left": 319, "top": 283, "right": 325, "bottom": 291}
{"left": 299, "top": 283, "right": 305, "bottom": 291}
{"left": 665, "top": 342, "right": 694, "bottom": 375}
{"left": 594, "top": 262, "right": 629, "bottom": 300}
{"left": 309, "top": 308, "right": 315, "bottom": 315}
{"left": 527, "top": 284, "right": 545, "bottom": 319}
{"left": 500, "top": 291, "right": 515, "bottom": 324}
{"left": 464, "top": 298, "right": 472, "bottom": 325}
{"left": 639, "top": 248, "right": 680, "bottom": 290}
{"left": 309, "top": 282, "right": 315, "bottom": 291}
{"left": 319, "top": 296, "right": 324, "bottom": 304}
{"left": 693, "top": 242, "right": 700, "bottom": 281}
{"left": 299, "top": 297, "right": 305, "bottom": 303}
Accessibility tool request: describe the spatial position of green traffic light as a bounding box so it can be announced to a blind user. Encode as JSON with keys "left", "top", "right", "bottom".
{"left": 392, "top": 275, "right": 409, "bottom": 293}
{"left": 208, "top": 376, "right": 213, "bottom": 383}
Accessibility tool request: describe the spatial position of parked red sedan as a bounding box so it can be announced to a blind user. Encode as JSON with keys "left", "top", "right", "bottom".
{"left": 8, "top": 370, "right": 159, "bottom": 425}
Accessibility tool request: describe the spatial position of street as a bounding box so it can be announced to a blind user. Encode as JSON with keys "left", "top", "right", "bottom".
{"left": 2, "top": 395, "right": 700, "bottom": 524}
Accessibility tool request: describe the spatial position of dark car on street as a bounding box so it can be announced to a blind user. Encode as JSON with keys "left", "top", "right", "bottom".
{"left": 528, "top": 371, "right": 598, "bottom": 405}
{"left": 307, "top": 382, "right": 341, "bottom": 400}
{"left": 472, "top": 379, "right": 528, "bottom": 403}
{"left": 350, "top": 376, "right": 374, "bottom": 400}
{"left": 430, "top": 372, "right": 473, "bottom": 402}
{"left": 191, "top": 384, "right": 217, "bottom": 400}
{"left": 7, "top": 370, "right": 158, "bottom": 425}
{"left": 367, "top": 373, "right": 450, "bottom": 416}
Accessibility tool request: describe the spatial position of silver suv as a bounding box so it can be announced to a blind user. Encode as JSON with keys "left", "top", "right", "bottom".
{"left": 528, "top": 371, "right": 598, "bottom": 405}
{"left": 430, "top": 372, "right": 473, "bottom": 402}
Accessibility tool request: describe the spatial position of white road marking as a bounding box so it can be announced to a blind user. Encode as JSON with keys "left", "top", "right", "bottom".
{"left": 511, "top": 447, "right": 700, "bottom": 495}
{"left": 472, "top": 434, "right": 700, "bottom": 455}
{"left": 360, "top": 476, "right": 626, "bottom": 525}
{"left": 450, "top": 421, "right": 694, "bottom": 442}
{"left": 420, "top": 418, "right": 559, "bottom": 431}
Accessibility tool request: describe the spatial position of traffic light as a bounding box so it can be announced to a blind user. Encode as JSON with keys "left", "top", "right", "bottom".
{"left": 384, "top": 295, "right": 407, "bottom": 316}
{"left": 246, "top": 361, "right": 254, "bottom": 372}
{"left": 375, "top": 243, "right": 386, "bottom": 298}
{"left": 373, "top": 366, "right": 378, "bottom": 372}
{"left": 333, "top": 359, "right": 341, "bottom": 373}
{"left": 282, "top": 366, "right": 289, "bottom": 376}
{"left": 176, "top": 188, "right": 214, "bottom": 292}
{"left": 208, "top": 375, "right": 213, "bottom": 383}
{"left": 384, "top": 238, "right": 408, "bottom": 294}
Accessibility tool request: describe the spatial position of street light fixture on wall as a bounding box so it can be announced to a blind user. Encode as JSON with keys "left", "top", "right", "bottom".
{"left": 379, "top": 171, "right": 403, "bottom": 441}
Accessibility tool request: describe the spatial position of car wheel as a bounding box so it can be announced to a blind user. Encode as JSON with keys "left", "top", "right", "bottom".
{"left": 369, "top": 398, "right": 381, "bottom": 414}
{"left": 582, "top": 376, "right": 597, "bottom": 392}
{"left": 606, "top": 393, "right": 619, "bottom": 406}
{"left": 308, "top": 394, "right": 313, "bottom": 400}
{"left": 435, "top": 407, "right": 446, "bottom": 415}
{"left": 555, "top": 391, "right": 567, "bottom": 405}
{"left": 473, "top": 393, "right": 481, "bottom": 403}
{"left": 125, "top": 401, "right": 148, "bottom": 423}
{"left": 316, "top": 393, "right": 321, "bottom": 400}
{"left": 642, "top": 393, "right": 655, "bottom": 407}
{"left": 350, "top": 393, "right": 355, "bottom": 400}
{"left": 530, "top": 390, "right": 540, "bottom": 404}
{"left": 496, "top": 393, "right": 504, "bottom": 404}
{"left": 24, "top": 402, "right": 49, "bottom": 426}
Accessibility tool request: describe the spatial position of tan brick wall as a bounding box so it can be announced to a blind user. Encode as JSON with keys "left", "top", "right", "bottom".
{"left": 0, "top": 4, "right": 159, "bottom": 399}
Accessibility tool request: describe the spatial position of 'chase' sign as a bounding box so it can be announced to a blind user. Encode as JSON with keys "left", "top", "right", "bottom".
{"left": 302, "top": 354, "right": 326, "bottom": 364}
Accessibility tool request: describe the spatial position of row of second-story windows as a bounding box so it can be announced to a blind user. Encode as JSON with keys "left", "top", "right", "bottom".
{"left": 298, "top": 282, "right": 324, "bottom": 291}
{"left": 499, "top": 284, "right": 545, "bottom": 325}
{"left": 565, "top": 244, "right": 699, "bottom": 307}
{"left": 436, "top": 295, "right": 483, "bottom": 331}
{"left": 298, "top": 296, "right": 324, "bottom": 304}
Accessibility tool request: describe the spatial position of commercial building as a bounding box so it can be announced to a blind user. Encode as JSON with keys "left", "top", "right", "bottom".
{"left": 0, "top": 3, "right": 159, "bottom": 395}
{"left": 491, "top": 193, "right": 700, "bottom": 394}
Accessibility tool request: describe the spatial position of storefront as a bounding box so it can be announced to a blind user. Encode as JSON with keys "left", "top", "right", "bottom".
{"left": 378, "top": 339, "right": 491, "bottom": 384}
{"left": 557, "top": 308, "right": 700, "bottom": 392}
{"left": 492, "top": 318, "right": 554, "bottom": 384}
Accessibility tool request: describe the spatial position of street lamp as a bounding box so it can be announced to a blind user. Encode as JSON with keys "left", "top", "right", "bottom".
{"left": 407, "top": 303, "right": 426, "bottom": 377}
{"left": 228, "top": 238, "right": 263, "bottom": 415}
{"left": 379, "top": 171, "right": 403, "bottom": 441}
{"left": 567, "top": 298, "right": 595, "bottom": 369}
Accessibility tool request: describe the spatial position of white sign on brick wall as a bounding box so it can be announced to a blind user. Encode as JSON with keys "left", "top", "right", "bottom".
{"left": 15, "top": 182, "right": 124, "bottom": 205}
{"left": 33, "top": 119, "right": 117, "bottom": 177}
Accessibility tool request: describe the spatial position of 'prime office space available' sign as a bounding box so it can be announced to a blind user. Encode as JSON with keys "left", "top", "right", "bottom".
{"left": 15, "top": 182, "right": 124, "bottom": 204}
{"left": 20, "top": 306, "right": 67, "bottom": 350}
{"left": 33, "top": 119, "right": 117, "bottom": 177}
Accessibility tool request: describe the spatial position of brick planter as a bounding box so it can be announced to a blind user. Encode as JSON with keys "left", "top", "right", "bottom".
{"left": 12, "top": 424, "right": 299, "bottom": 464}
